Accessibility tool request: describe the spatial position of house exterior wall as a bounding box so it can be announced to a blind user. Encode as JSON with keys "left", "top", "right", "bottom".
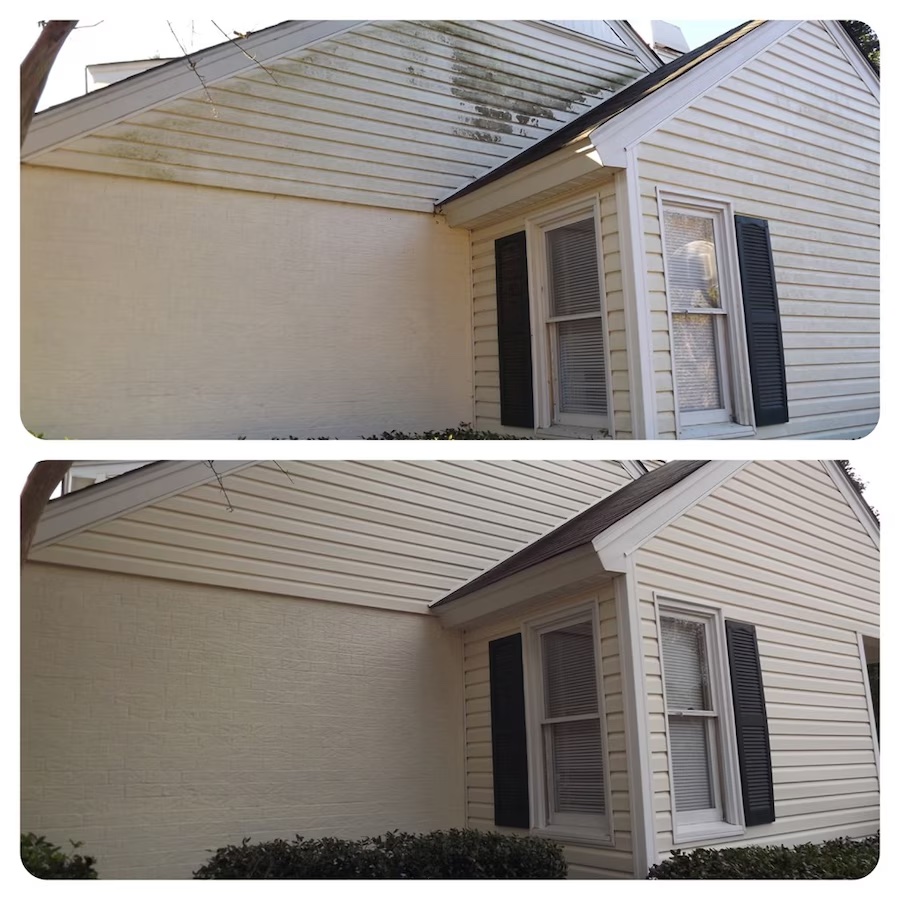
{"left": 634, "top": 460, "right": 879, "bottom": 857}
{"left": 30, "top": 460, "right": 635, "bottom": 612}
{"left": 21, "top": 563, "right": 465, "bottom": 879}
{"left": 21, "top": 168, "right": 472, "bottom": 439}
{"left": 462, "top": 585, "right": 634, "bottom": 878}
{"left": 470, "top": 179, "right": 632, "bottom": 437}
{"left": 26, "top": 21, "right": 649, "bottom": 213}
{"left": 636, "top": 21, "right": 879, "bottom": 439}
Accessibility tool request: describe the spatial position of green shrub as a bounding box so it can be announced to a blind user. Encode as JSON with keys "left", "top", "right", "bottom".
{"left": 21, "top": 833, "right": 98, "bottom": 879}
{"left": 194, "top": 829, "right": 566, "bottom": 879}
{"left": 647, "top": 834, "right": 879, "bottom": 879}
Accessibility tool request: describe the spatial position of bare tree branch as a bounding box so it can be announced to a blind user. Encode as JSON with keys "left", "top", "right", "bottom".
{"left": 21, "top": 20, "right": 77, "bottom": 145}
{"left": 21, "top": 462, "right": 72, "bottom": 568}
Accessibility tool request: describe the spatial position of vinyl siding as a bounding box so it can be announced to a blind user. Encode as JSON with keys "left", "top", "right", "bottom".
{"left": 27, "top": 21, "right": 649, "bottom": 212}
{"left": 463, "top": 586, "right": 634, "bottom": 878}
{"left": 637, "top": 21, "right": 879, "bottom": 439}
{"left": 635, "top": 460, "right": 879, "bottom": 855}
{"left": 21, "top": 168, "right": 471, "bottom": 440}
{"left": 31, "top": 461, "right": 634, "bottom": 612}
{"left": 21, "top": 564, "right": 465, "bottom": 879}
{"left": 470, "top": 178, "right": 629, "bottom": 435}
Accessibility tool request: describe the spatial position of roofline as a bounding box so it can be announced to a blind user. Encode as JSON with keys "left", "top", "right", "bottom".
{"left": 609, "top": 20, "right": 664, "bottom": 71}
{"left": 22, "top": 20, "right": 367, "bottom": 160}
{"left": 823, "top": 461, "right": 880, "bottom": 549}
{"left": 31, "top": 461, "right": 256, "bottom": 554}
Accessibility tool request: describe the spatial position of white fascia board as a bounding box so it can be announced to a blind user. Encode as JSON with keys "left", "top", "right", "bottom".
{"left": 594, "top": 461, "right": 749, "bottom": 571}
{"left": 440, "top": 138, "right": 613, "bottom": 228}
{"left": 609, "top": 21, "right": 664, "bottom": 72}
{"left": 589, "top": 20, "right": 802, "bottom": 167}
{"left": 822, "top": 21, "right": 880, "bottom": 101}
{"left": 431, "top": 545, "right": 606, "bottom": 628}
{"left": 32, "top": 460, "right": 257, "bottom": 551}
{"left": 23, "top": 20, "right": 367, "bottom": 160}
{"left": 822, "top": 461, "right": 880, "bottom": 550}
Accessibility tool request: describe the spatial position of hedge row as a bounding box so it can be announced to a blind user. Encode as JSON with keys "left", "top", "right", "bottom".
{"left": 21, "top": 833, "right": 98, "bottom": 879}
{"left": 647, "top": 834, "right": 879, "bottom": 879}
{"left": 193, "top": 830, "right": 566, "bottom": 879}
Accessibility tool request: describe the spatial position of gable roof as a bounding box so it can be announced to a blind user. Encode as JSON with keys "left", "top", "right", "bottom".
{"left": 432, "top": 460, "right": 707, "bottom": 607}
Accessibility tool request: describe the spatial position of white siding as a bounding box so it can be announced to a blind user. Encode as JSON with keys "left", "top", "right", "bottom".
{"left": 636, "top": 461, "right": 879, "bottom": 855}
{"left": 470, "top": 179, "right": 630, "bottom": 436}
{"left": 31, "top": 461, "right": 635, "bottom": 612}
{"left": 463, "top": 586, "right": 634, "bottom": 878}
{"left": 28, "top": 21, "right": 649, "bottom": 213}
{"left": 638, "top": 22, "right": 879, "bottom": 439}
{"left": 21, "top": 168, "right": 471, "bottom": 440}
{"left": 21, "top": 564, "right": 465, "bottom": 879}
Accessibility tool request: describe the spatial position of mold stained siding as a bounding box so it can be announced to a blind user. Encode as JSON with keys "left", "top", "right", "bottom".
{"left": 30, "top": 460, "right": 635, "bottom": 612}
{"left": 28, "top": 21, "right": 650, "bottom": 213}
{"left": 462, "top": 586, "right": 634, "bottom": 878}
{"left": 636, "top": 21, "right": 879, "bottom": 439}
{"left": 634, "top": 460, "right": 879, "bottom": 854}
{"left": 470, "top": 178, "right": 630, "bottom": 436}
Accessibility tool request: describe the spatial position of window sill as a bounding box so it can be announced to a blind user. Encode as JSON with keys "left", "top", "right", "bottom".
{"left": 532, "top": 825, "right": 614, "bottom": 848}
{"left": 673, "top": 821, "right": 745, "bottom": 846}
{"left": 535, "top": 424, "right": 611, "bottom": 440}
{"left": 678, "top": 422, "right": 756, "bottom": 440}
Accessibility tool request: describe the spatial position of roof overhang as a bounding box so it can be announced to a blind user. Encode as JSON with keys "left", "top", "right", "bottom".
{"left": 22, "top": 20, "right": 367, "bottom": 161}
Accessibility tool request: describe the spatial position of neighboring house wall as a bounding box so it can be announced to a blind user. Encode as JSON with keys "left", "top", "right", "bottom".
{"left": 21, "top": 564, "right": 465, "bottom": 879}
{"left": 30, "top": 461, "right": 635, "bottom": 610}
{"left": 21, "top": 169, "right": 471, "bottom": 439}
{"left": 462, "top": 585, "right": 634, "bottom": 878}
{"left": 470, "top": 179, "right": 632, "bottom": 437}
{"left": 26, "top": 21, "right": 650, "bottom": 213}
{"left": 638, "top": 21, "right": 879, "bottom": 439}
{"left": 634, "top": 460, "right": 879, "bottom": 855}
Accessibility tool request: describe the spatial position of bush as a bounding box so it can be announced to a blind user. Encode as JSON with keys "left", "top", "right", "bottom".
{"left": 194, "top": 829, "right": 566, "bottom": 879}
{"left": 647, "top": 834, "right": 879, "bottom": 879}
{"left": 21, "top": 833, "right": 98, "bottom": 879}
{"left": 240, "top": 423, "right": 533, "bottom": 440}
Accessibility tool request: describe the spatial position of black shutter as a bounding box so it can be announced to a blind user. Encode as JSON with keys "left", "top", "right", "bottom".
{"left": 488, "top": 633, "right": 530, "bottom": 828}
{"left": 734, "top": 216, "right": 789, "bottom": 426}
{"left": 494, "top": 232, "right": 534, "bottom": 428}
{"left": 725, "top": 620, "right": 776, "bottom": 826}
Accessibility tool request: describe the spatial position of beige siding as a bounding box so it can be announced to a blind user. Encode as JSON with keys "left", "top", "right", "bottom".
{"left": 463, "top": 586, "right": 634, "bottom": 877}
{"left": 638, "top": 22, "right": 879, "bottom": 439}
{"left": 469, "top": 178, "right": 628, "bottom": 436}
{"left": 32, "top": 461, "right": 634, "bottom": 611}
{"left": 29, "top": 21, "right": 649, "bottom": 212}
{"left": 21, "top": 168, "right": 472, "bottom": 440}
{"left": 21, "top": 564, "right": 465, "bottom": 879}
{"left": 636, "top": 461, "right": 879, "bottom": 854}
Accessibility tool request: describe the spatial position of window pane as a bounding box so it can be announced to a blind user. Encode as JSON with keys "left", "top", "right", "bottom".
{"left": 557, "top": 318, "right": 607, "bottom": 415}
{"left": 673, "top": 313, "right": 723, "bottom": 412}
{"left": 668, "top": 717, "right": 714, "bottom": 811}
{"left": 663, "top": 211, "right": 721, "bottom": 311}
{"left": 542, "top": 621, "right": 597, "bottom": 718}
{"left": 660, "top": 616, "right": 711, "bottom": 711}
{"left": 547, "top": 219, "right": 602, "bottom": 317}
{"left": 549, "top": 718, "right": 605, "bottom": 814}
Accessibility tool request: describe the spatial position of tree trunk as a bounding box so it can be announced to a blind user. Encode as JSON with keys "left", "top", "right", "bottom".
{"left": 21, "top": 20, "right": 77, "bottom": 145}
{"left": 21, "top": 462, "right": 72, "bottom": 568}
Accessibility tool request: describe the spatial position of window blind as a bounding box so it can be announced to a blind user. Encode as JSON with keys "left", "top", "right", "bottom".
{"left": 668, "top": 717, "right": 714, "bottom": 811}
{"left": 661, "top": 616, "right": 711, "bottom": 711}
{"left": 547, "top": 220, "right": 602, "bottom": 318}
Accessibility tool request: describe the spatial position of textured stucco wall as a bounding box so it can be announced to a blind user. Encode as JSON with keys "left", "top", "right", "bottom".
{"left": 21, "top": 564, "right": 465, "bottom": 878}
{"left": 21, "top": 167, "right": 472, "bottom": 439}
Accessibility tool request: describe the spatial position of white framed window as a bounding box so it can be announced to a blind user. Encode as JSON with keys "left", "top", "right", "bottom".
{"left": 657, "top": 599, "right": 744, "bottom": 843}
{"left": 658, "top": 190, "right": 755, "bottom": 439}
{"left": 524, "top": 604, "right": 612, "bottom": 844}
{"left": 527, "top": 199, "right": 612, "bottom": 433}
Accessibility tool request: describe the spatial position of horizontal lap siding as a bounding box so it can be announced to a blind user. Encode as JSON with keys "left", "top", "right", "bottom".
{"left": 463, "top": 587, "right": 633, "bottom": 878}
{"left": 31, "top": 21, "right": 647, "bottom": 211}
{"left": 32, "top": 461, "right": 633, "bottom": 612}
{"left": 470, "top": 180, "right": 624, "bottom": 434}
{"left": 21, "top": 565, "right": 465, "bottom": 878}
{"left": 638, "top": 22, "right": 879, "bottom": 439}
{"left": 636, "top": 461, "right": 878, "bottom": 854}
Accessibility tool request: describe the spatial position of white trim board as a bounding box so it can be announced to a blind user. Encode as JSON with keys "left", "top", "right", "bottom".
{"left": 822, "top": 461, "right": 880, "bottom": 549}
{"left": 22, "top": 20, "right": 368, "bottom": 160}
{"left": 31, "top": 460, "right": 257, "bottom": 552}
